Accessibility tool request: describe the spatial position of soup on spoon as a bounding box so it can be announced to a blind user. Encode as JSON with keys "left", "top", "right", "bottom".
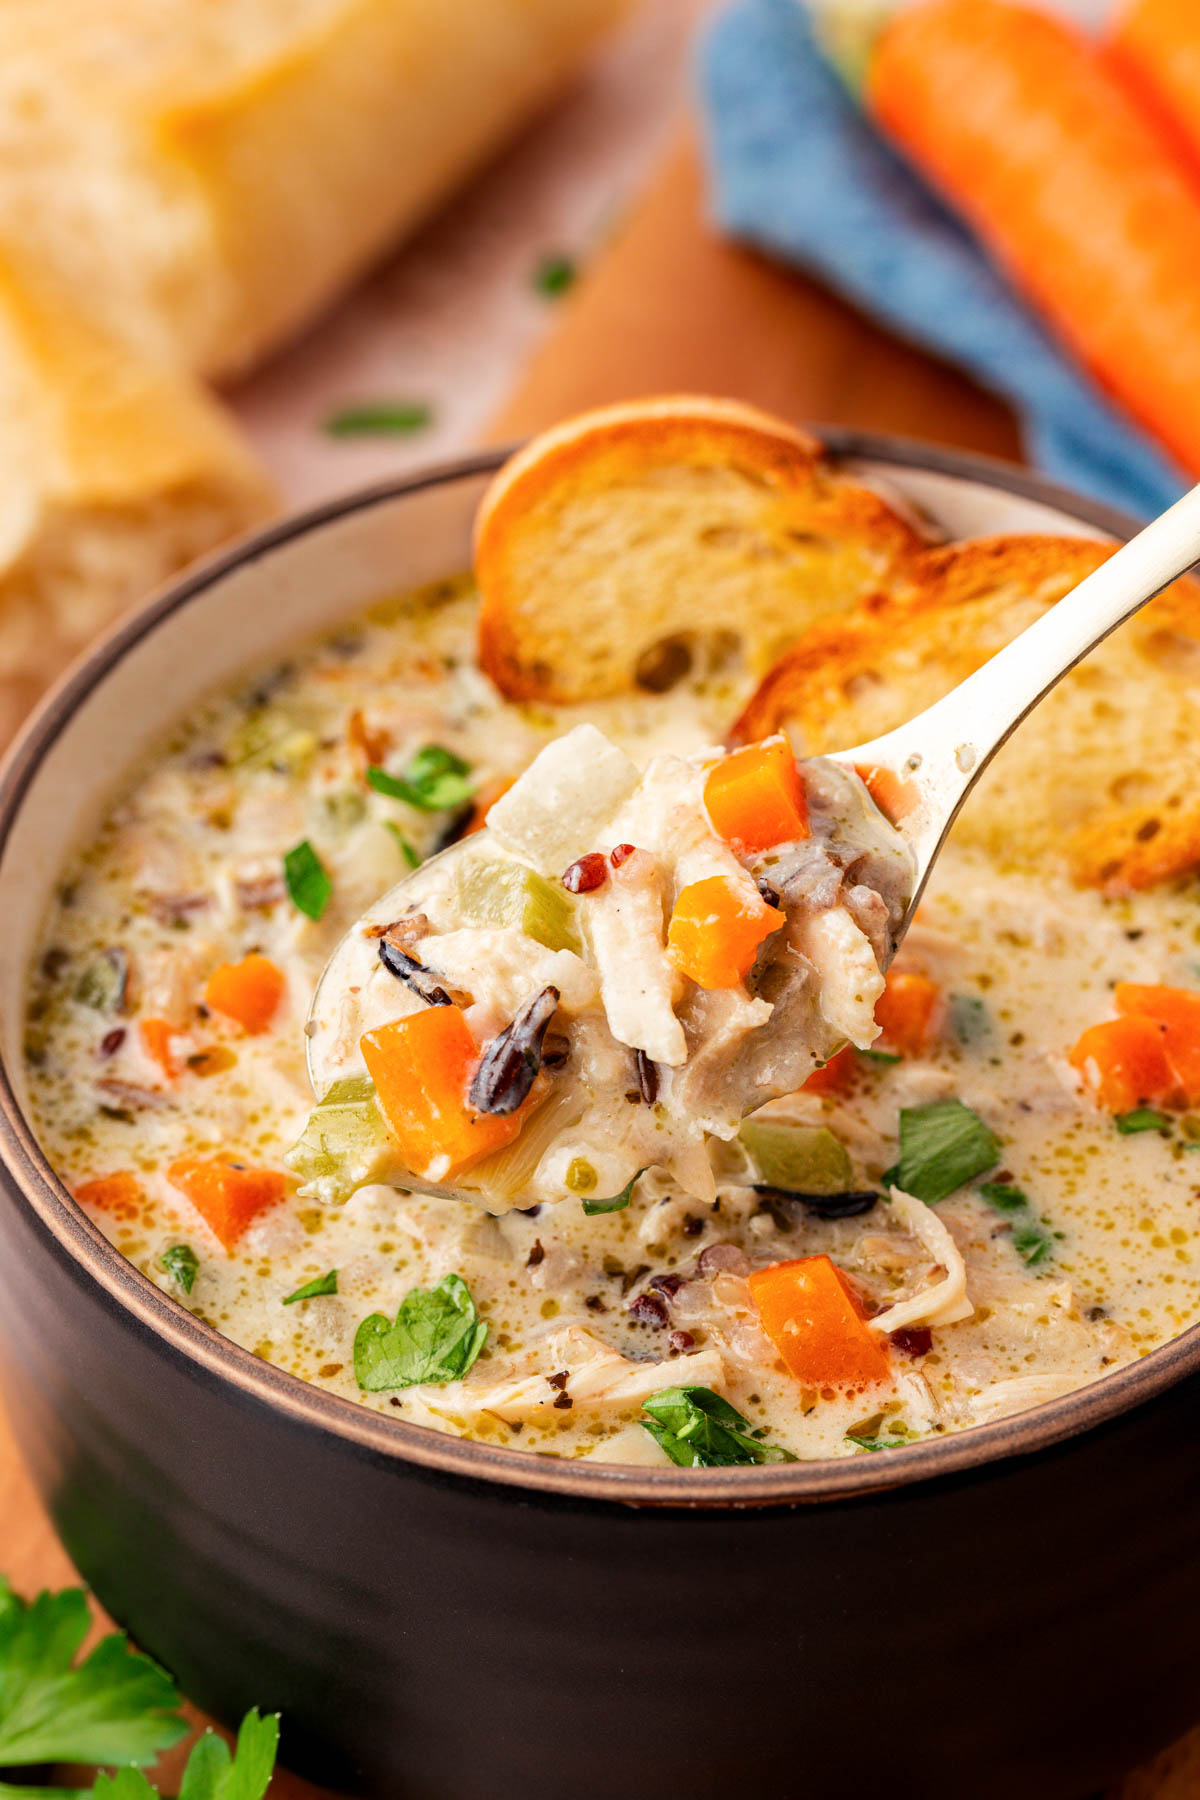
{"left": 297, "top": 724, "right": 912, "bottom": 1213}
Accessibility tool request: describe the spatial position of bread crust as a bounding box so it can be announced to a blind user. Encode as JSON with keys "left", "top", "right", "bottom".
{"left": 734, "top": 533, "right": 1200, "bottom": 893}
{"left": 475, "top": 396, "right": 928, "bottom": 704}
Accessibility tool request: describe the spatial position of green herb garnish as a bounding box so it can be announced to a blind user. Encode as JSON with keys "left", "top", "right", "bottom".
{"left": 845, "top": 1432, "right": 909, "bottom": 1452}
{"left": 948, "top": 992, "right": 993, "bottom": 1048}
{"left": 581, "top": 1169, "right": 645, "bottom": 1216}
{"left": 367, "top": 744, "right": 474, "bottom": 813}
{"left": 0, "top": 1576, "right": 187, "bottom": 1775}
{"left": 1115, "top": 1108, "right": 1174, "bottom": 1135}
{"left": 384, "top": 821, "right": 421, "bottom": 869}
{"left": 640, "top": 1387, "right": 796, "bottom": 1467}
{"left": 0, "top": 1576, "right": 277, "bottom": 1799}
{"left": 324, "top": 402, "right": 432, "bottom": 437}
{"left": 857, "top": 1047, "right": 901, "bottom": 1066}
{"left": 353, "top": 1272, "right": 487, "bottom": 1392}
{"left": 884, "top": 1099, "right": 999, "bottom": 1204}
{"left": 283, "top": 840, "right": 331, "bottom": 921}
{"left": 532, "top": 253, "right": 577, "bottom": 298}
{"left": 92, "top": 1709, "right": 279, "bottom": 1800}
{"left": 159, "top": 1245, "right": 199, "bottom": 1295}
{"left": 978, "top": 1180, "right": 1054, "bottom": 1267}
{"left": 283, "top": 1270, "right": 338, "bottom": 1306}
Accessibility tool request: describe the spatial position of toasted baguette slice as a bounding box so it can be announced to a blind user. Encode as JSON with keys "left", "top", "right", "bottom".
{"left": 0, "top": 259, "right": 275, "bottom": 744}
{"left": 0, "top": 0, "right": 631, "bottom": 380}
{"left": 734, "top": 533, "right": 1200, "bottom": 892}
{"left": 474, "top": 397, "right": 927, "bottom": 705}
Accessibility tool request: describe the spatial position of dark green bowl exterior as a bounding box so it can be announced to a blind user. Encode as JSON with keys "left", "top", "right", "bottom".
{"left": 1, "top": 440, "right": 1197, "bottom": 1799}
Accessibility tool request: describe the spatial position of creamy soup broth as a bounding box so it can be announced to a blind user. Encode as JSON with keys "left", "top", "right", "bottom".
{"left": 23, "top": 576, "right": 1200, "bottom": 1464}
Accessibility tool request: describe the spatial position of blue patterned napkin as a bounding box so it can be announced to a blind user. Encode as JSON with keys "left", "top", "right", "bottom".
{"left": 698, "top": 0, "right": 1186, "bottom": 516}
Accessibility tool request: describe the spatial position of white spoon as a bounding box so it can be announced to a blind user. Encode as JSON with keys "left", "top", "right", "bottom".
{"left": 307, "top": 480, "right": 1200, "bottom": 1101}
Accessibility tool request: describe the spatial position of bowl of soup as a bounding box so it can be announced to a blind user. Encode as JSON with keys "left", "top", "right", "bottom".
{"left": 3, "top": 428, "right": 1200, "bottom": 1799}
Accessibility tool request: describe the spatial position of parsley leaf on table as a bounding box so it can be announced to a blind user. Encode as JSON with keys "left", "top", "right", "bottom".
{"left": 89, "top": 1710, "right": 279, "bottom": 1800}
{"left": 354, "top": 1272, "right": 488, "bottom": 1391}
{"left": 324, "top": 402, "right": 432, "bottom": 437}
{"left": 640, "top": 1387, "right": 796, "bottom": 1467}
{"left": 0, "top": 1579, "right": 186, "bottom": 1772}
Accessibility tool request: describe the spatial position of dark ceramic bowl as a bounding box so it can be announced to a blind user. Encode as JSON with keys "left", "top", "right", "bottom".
{"left": 1, "top": 437, "right": 1197, "bottom": 1800}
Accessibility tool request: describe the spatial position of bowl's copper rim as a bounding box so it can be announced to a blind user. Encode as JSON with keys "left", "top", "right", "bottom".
{"left": 0, "top": 433, "right": 1184, "bottom": 1511}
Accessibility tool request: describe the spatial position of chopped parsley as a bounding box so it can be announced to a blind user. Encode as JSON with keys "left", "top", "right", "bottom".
{"left": 367, "top": 744, "right": 474, "bottom": 813}
{"left": 581, "top": 1169, "right": 645, "bottom": 1216}
{"left": 353, "top": 1272, "right": 487, "bottom": 1392}
{"left": 978, "top": 1180, "right": 1055, "bottom": 1267}
{"left": 384, "top": 821, "right": 421, "bottom": 869}
{"left": 640, "top": 1387, "right": 796, "bottom": 1467}
{"left": 884, "top": 1099, "right": 999, "bottom": 1204}
{"left": 283, "top": 839, "right": 331, "bottom": 921}
{"left": 532, "top": 253, "right": 577, "bottom": 298}
{"left": 324, "top": 402, "right": 432, "bottom": 437}
{"left": 845, "top": 1432, "right": 909, "bottom": 1452}
{"left": 1115, "top": 1108, "right": 1174, "bottom": 1135}
{"left": 857, "top": 1047, "right": 901, "bottom": 1066}
{"left": 159, "top": 1244, "right": 199, "bottom": 1295}
{"left": 283, "top": 1270, "right": 338, "bottom": 1305}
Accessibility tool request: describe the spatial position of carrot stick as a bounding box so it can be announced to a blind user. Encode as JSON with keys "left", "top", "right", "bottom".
{"left": 1107, "top": 0, "right": 1200, "bottom": 186}
{"left": 866, "top": 0, "right": 1200, "bottom": 475}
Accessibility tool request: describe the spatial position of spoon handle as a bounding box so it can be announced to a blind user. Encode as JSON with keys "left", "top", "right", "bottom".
{"left": 840, "top": 480, "right": 1200, "bottom": 907}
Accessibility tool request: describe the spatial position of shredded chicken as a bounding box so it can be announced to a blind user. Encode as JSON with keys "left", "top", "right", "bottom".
{"left": 869, "top": 1187, "right": 975, "bottom": 1333}
{"left": 797, "top": 907, "right": 884, "bottom": 1047}
{"left": 586, "top": 849, "right": 687, "bottom": 1066}
{"left": 437, "top": 1325, "right": 723, "bottom": 1423}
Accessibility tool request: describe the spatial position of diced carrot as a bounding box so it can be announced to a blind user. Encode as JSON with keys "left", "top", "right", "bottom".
{"left": 348, "top": 707, "right": 391, "bottom": 766}
{"left": 748, "top": 1255, "right": 891, "bottom": 1388}
{"left": 75, "top": 1171, "right": 144, "bottom": 1222}
{"left": 1116, "top": 982, "right": 1200, "bottom": 1102}
{"left": 875, "top": 970, "right": 942, "bottom": 1057}
{"left": 855, "top": 763, "right": 919, "bottom": 825}
{"left": 666, "top": 876, "right": 781, "bottom": 990}
{"left": 464, "top": 777, "right": 516, "bottom": 838}
{"left": 704, "top": 738, "right": 810, "bottom": 854}
{"left": 1068, "top": 1015, "right": 1177, "bottom": 1113}
{"left": 1107, "top": 0, "right": 1200, "bottom": 186}
{"left": 168, "top": 1156, "right": 287, "bottom": 1251}
{"left": 361, "top": 1007, "right": 524, "bottom": 1181}
{"left": 867, "top": 0, "right": 1200, "bottom": 476}
{"left": 204, "top": 953, "right": 285, "bottom": 1036}
{"left": 140, "top": 1017, "right": 181, "bottom": 1081}
{"left": 804, "top": 1045, "right": 856, "bottom": 1095}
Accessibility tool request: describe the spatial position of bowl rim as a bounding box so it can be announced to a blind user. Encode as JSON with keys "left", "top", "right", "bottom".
{"left": 0, "top": 427, "right": 1189, "bottom": 1510}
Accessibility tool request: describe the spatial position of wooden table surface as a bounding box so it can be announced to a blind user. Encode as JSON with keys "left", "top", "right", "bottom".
{"left": 4, "top": 120, "right": 1197, "bottom": 1799}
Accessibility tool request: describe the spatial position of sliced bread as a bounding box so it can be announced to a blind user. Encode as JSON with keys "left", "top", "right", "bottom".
{"left": 474, "top": 396, "right": 928, "bottom": 705}
{"left": 734, "top": 533, "right": 1200, "bottom": 892}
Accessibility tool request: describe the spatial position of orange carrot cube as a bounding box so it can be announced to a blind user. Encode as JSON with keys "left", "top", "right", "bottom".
{"left": 875, "top": 970, "right": 942, "bottom": 1058}
{"left": 361, "top": 1007, "right": 524, "bottom": 1181}
{"left": 1068, "top": 1015, "right": 1177, "bottom": 1113}
{"left": 704, "top": 738, "right": 809, "bottom": 854}
{"left": 168, "top": 1156, "right": 287, "bottom": 1250}
{"left": 1116, "top": 982, "right": 1200, "bottom": 1103}
{"left": 667, "top": 876, "right": 781, "bottom": 990}
{"left": 748, "top": 1254, "right": 891, "bottom": 1388}
{"left": 75, "top": 1171, "right": 144, "bottom": 1222}
{"left": 205, "top": 954, "right": 285, "bottom": 1035}
{"left": 140, "top": 1017, "right": 181, "bottom": 1081}
{"left": 804, "top": 1046, "right": 857, "bottom": 1095}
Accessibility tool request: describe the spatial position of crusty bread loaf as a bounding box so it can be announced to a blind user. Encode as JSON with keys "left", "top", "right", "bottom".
{"left": 0, "top": 0, "right": 632, "bottom": 380}
{"left": 734, "top": 534, "right": 1200, "bottom": 893}
{"left": 475, "top": 396, "right": 929, "bottom": 704}
{"left": 0, "top": 258, "right": 275, "bottom": 743}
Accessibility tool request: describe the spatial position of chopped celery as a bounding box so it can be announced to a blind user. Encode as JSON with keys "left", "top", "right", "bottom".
{"left": 457, "top": 856, "right": 581, "bottom": 954}
{"left": 286, "top": 1075, "right": 396, "bottom": 1205}
{"left": 739, "top": 1118, "right": 853, "bottom": 1195}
